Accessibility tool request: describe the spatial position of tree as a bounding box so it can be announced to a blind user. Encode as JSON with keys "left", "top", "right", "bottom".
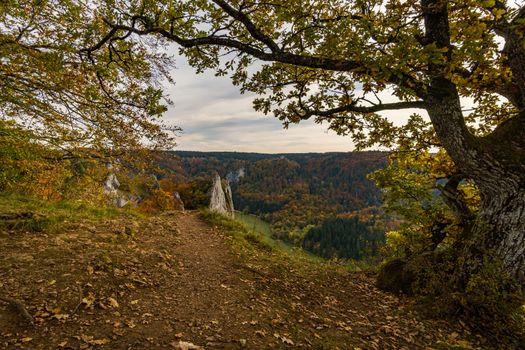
{"left": 85, "top": 1, "right": 524, "bottom": 284}
{"left": 370, "top": 148, "right": 479, "bottom": 257}
{"left": 302, "top": 216, "right": 385, "bottom": 260}
{"left": 0, "top": 0, "right": 176, "bottom": 158}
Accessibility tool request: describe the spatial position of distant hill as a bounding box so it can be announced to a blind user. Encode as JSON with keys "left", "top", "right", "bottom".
{"left": 157, "top": 150, "right": 389, "bottom": 246}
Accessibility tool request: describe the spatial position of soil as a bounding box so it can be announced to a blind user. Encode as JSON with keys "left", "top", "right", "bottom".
{"left": 0, "top": 211, "right": 490, "bottom": 349}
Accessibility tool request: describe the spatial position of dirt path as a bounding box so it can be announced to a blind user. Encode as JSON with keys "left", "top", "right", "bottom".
{"left": 0, "top": 212, "right": 487, "bottom": 349}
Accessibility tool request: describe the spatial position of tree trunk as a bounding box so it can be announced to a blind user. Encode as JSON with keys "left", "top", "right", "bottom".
{"left": 424, "top": 90, "right": 525, "bottom": 286}
{"left": 458, "top": 185, "right": 525, "bottom": 285}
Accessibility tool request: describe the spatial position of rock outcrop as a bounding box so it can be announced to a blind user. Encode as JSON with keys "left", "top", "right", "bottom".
{"left": 226, "top": 167, "right": 245, "bottom": 184}
{"left": 103, "top": 163, "right": 129, "bottom": 208}
{"left": 209, "top": 173, "right": 234, "bottom": 217}
{"left": 103, "top": 164, "right": 120, "bottom": 196}
{"left": 224, "top": 181, "right": 234, "bottom": 218}
{"left": 173, "top": 191, "right": 185, "bottom": 212}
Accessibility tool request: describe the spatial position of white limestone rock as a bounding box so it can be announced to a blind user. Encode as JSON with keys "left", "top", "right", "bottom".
{"left": 209, "top": 173, "right": 234, "bottom": 217}
{"left": 173, "top": 191, "right": 185, "bottom": 212}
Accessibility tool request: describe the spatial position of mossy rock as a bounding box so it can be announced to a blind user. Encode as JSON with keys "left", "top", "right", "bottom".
{"left": 376, "top": 258, "right": 415, "bottom": 295}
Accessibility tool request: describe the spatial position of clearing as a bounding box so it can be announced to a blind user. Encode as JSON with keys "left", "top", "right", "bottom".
{"left": 1, "top": 207, "right": 492, "bottom": 349}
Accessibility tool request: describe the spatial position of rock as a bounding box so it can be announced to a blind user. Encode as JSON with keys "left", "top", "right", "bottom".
{"left": 116, "top": 197, "right": 129, "bottom": 208}
{"left": 376, "top": 258, "right": 414, "bottom": 295}
{"left": 226, "top": 167, "right": 245, "bottom": 183}
{"left": 224, "top": 180, "right": 234, "bottom": 218}
{"left": 103, "top": 162, "right": 131, "bottom": 208}
{"left": 103, "top": 163, "right": 120, "bottom": 196}
{"left": 209, "top": 173, "right": 234, "bottom": 217}
{"left": 173, "top": 191, "right": 185, "bottom": 212}
{"left": 171, "top": 340, "right": 203, "bottom": 350}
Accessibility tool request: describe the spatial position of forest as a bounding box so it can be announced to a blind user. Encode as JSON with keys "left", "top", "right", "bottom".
{"left": 302, "top": 217, "right": 385, "bottom": 260}
{"left": 169, "top": 151, "right": 388, "bottom": 249}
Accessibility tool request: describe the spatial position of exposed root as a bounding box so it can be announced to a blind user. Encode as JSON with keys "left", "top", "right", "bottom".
{"left": 70, "top": 285, "right": 83, "bottom": 316}
{"left": 0, "top": 296, "right": 34, "bottom": 325}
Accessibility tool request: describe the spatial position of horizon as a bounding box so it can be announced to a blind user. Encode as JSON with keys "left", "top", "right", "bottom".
{"left": 172, "top": 149, "right": 389, "bottom": 155}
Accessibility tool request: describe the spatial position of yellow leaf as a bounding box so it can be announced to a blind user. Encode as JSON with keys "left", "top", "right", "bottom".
{"left": 90, "top": 338, "right": 110, "bottom": 345}
{"left": 108, "top": 297, "right": 119, "bottom": 308}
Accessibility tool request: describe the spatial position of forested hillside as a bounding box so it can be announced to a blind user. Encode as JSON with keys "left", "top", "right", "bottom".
{"left": 155, "top": 151, "right": 389, "bottom": 253}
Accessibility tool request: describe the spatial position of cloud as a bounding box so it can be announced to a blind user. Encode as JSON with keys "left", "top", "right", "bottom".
{"left": 161, "top": 55, "right": 355, "bottom": 153}
{"left": 161, "top": 55, "right": 424, "bottom": 153}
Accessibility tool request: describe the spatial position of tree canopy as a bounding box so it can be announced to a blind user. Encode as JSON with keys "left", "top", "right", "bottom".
{"left": 94, "top": 0, "right": 522, "bottom": 146}
{"left": 0, "top": 0, "right": 176, "bottom": 156}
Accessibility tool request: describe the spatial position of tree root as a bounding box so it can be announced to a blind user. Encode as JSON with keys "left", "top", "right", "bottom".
{"left": 0, "top": 296, "right": 34, "bottom": 325}
{"left": 70, "top": 285, "right": 83, "bottom": 316}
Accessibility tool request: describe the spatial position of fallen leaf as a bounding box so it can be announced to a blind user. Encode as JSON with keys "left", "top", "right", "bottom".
{"left": 90, "top": 338, "right": 110, "bottom": 345}
{"left": 281, "top": 336, "right": 294, "bottom": 345}
{"left": 52, "top": 313, "right": 70, "bottom": 321}
{"left": 171, "top": 340, "right": 203, "bottom": 350}
{"left": 108, "top": 297, "right": 119, "bottom": 308}
{"left": 255, "top": 330, "right": 267, "bottom": 337}
{"left": 81, "top": 292, "right": 95, "bottom": 309}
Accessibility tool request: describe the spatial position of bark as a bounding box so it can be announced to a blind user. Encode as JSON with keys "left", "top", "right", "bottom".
{"left": 459, "top": 188, "right": 525, "bottom": 284}
{"left": 422, "top": 0, "right": 525, "bottom": 284}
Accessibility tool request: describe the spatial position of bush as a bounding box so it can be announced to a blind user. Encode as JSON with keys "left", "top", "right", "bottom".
{"left": 377, "top": 251, "right": 525, "bottom": 347}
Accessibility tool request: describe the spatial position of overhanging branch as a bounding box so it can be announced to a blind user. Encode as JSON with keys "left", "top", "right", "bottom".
{"left": 91, "top": 2, "right": 426, "bottom": 97}
{"left": 298, "top": 100, "right": 428, "bottom": 120}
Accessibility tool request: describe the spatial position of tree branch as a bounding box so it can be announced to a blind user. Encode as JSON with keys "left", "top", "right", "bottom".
{"left": 211, "top": 0, "right": 281, "bottom": 53}
{"left": 298, "top": 101, "right": 428, "bottom": 120}
{"left": 436, "top": 173, "right": 474, "bottom": 227}
{"left": 96, "top": 4, "right": 426, "bottom": 96}
{"left": 0, "top": 296, "right": 33, "bottom": 325}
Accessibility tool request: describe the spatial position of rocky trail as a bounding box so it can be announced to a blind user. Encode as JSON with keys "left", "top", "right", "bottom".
{"left": 1, "top": 211, "right": 487, "bottom": 349}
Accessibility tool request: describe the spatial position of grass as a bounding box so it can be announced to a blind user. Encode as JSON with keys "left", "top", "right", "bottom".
{"left": 234, "top": 211, "right": 295, "bottom": 253}
{"left": 235, "top": 211, "right": 378, "bottom": 270}
{"left": 0, "top": 191, "right": 139, "bottom": 233}
{"left": 200, "top": 209, "right": 345, "bottom": 271}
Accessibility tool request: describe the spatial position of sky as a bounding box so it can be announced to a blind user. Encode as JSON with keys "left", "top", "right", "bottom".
{"left": 162, "top": 56, "right": 357, "bottom": 153}
{"left": 162, "top": 55, "right": 421, "bottom": 154}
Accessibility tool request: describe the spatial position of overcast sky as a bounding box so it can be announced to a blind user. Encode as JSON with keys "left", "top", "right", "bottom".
{"left": 162, "top": 55, "right": 419, "bottom": 154}
{"left": 161, "top": 55, "right": 354, "bottom": 153}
